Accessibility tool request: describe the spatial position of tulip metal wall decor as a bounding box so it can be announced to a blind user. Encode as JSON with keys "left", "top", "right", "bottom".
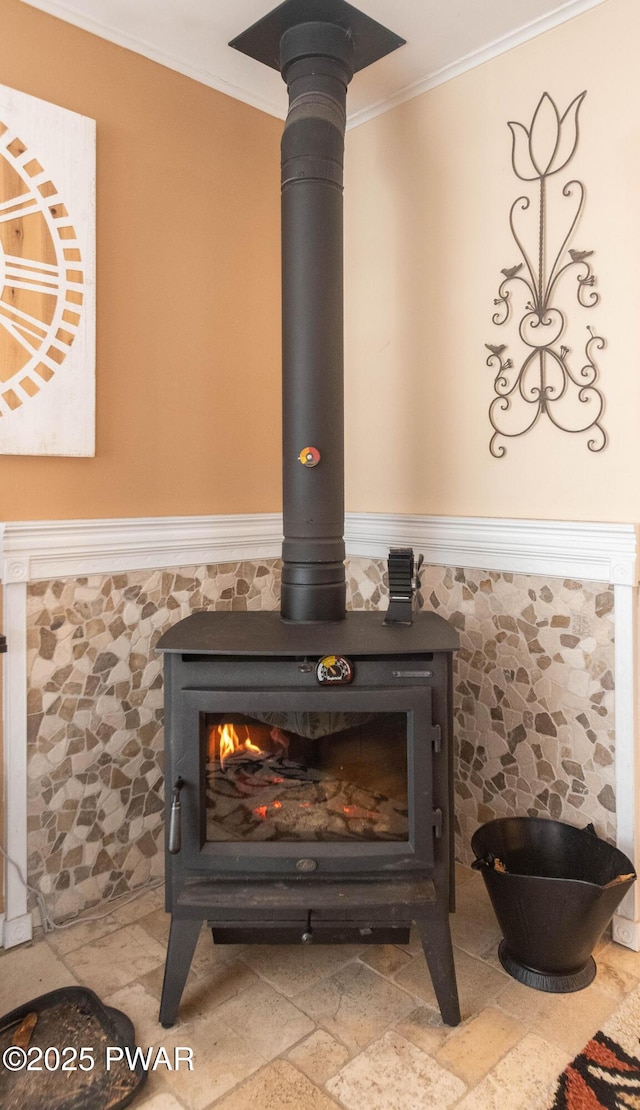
{"left": 486, "top": 91, "right": 606, "bottom": 458}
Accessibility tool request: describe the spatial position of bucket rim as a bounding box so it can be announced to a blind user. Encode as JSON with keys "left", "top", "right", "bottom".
{"left": 471, "top": 816, "right": 636, "bottom": 887}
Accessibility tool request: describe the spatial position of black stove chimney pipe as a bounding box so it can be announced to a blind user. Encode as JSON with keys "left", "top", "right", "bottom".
{"left": 230, "top": 1, "right": 404, "bottom": 623}
{"left": 279, "top": 21, "right": 353, "bottom": 622}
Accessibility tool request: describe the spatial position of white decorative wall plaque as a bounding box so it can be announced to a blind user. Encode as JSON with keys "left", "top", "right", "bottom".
{"left": 0, "top": 84, "right": 95, "bottom": 456}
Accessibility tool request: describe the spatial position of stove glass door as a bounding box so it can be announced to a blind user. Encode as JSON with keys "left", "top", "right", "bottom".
{"left": 203, "top": 710, "right": 408, "bottom": 843}
{"left": 179, "top": 685, "right": 433, "bottom": 874}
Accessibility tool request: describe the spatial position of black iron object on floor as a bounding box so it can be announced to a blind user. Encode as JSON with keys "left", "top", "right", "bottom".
{"left": 0, "top": 987, "right": 147, "bottom": 1110}
{"left": 157, "top": 610, "right": 460, "bottom": 1027}
{"left": 156, "top": 0, "right": 461, "bottom": 1030}
{"left": 472, "top": 817, "right": 636, "bottom": 992}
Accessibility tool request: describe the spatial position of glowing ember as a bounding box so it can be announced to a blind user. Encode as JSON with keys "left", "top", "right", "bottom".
{"left": 214, "top": 723, "right": 262, "bottom": 768}
{"left": 342, "top": 804, "right": 378, "bottom": 820}
{"left": 253, "top": 800, "right": 282, "bottom": 820}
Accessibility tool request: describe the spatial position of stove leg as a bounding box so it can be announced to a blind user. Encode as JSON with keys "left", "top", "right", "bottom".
{"left": 158, "top": 917, "right": 201, "bottom": 1028}
{"left": 416, "top": 907, "right": 461, "bottom": 1027}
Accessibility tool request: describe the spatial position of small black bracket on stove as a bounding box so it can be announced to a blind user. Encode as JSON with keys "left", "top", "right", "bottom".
{"left": 384, "top": 548, "right": 423, "bottom": 625}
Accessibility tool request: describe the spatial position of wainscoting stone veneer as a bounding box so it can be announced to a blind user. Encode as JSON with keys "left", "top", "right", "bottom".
{"left": 348, "top": 559, "right": 616, "bottom": 858}
{"left": 25, "top": 556, "right": 614, "bottom": 920}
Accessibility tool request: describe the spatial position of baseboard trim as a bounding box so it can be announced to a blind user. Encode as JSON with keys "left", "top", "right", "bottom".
{"left": 3, "top": 913, "right": 32, "bottom": 949}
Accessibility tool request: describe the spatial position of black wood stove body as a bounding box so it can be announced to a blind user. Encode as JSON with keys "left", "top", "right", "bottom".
{"left": 157, "top": 610, "right": 460, "bottom": 1026}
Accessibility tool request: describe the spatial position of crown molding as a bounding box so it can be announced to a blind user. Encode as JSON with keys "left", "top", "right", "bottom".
{"left": 21, "top": 0, "right": 607, "bottom": 129}
{"left": 346, "top": 0, "right": 608, "bottom": 129}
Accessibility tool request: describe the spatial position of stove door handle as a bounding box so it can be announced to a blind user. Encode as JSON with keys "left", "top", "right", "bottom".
{"left": 168, "top": 777, "right": 184, "bottom": 855}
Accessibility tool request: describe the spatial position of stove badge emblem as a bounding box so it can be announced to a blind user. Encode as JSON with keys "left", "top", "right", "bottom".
{"left": 316, "top": 655, "right": 354, "bottom": 685}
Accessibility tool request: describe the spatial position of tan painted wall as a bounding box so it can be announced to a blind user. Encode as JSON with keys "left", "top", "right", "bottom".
{"left": 0, "top": 0, "right": 282, "bottom": 520}
{"left": 2, "top": 0, "right": 637, "bottom": 526}
{"left": 344, "top": 0, "right": 640, "bottom": 523}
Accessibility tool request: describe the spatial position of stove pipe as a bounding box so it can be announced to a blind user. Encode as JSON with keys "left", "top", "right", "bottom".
{"left": 230, "top": 2, "right": 404, "bottom": 623}
{"left": 279, "top": 22, "right": 352, "bottom": 622}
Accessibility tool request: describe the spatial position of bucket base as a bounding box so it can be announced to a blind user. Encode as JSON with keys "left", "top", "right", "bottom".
{"left": 498, "top": 941, "right": 597, "bottom": 993}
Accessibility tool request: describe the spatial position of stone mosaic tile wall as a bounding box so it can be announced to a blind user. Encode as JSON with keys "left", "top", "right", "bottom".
{"left": 347, "top": 559, "right": 616, "bottom": 862}
{"left": 26, "top": 561, "right": 281, "bottom": 920}
{"left": 25, "top": 556, "right": 614, "bottom": 918}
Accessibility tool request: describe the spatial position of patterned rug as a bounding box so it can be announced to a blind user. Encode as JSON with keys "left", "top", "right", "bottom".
{"left": 549, "top": 985, "right": 640, "bottom": 1108}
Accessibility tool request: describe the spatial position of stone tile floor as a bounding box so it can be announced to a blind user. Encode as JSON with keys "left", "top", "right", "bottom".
{"left": 1, "top": 864, "right": 639, "bottom": 1109}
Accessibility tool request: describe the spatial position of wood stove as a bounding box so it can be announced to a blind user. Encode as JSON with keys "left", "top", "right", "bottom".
{"left": 156, "top": 0, "right": 462, "bottom": 1029}
{"left": 158, "top": 611, "right": 460, "bottom": 1026}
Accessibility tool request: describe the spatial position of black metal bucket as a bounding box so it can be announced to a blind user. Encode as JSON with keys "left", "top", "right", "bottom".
{"left": 471, "top": 817, "right": 636, "bottom": 992}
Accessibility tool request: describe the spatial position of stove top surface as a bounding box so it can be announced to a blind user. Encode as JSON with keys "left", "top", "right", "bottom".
{"left": 156, "top": 609, "right": 459, "bottom": 656}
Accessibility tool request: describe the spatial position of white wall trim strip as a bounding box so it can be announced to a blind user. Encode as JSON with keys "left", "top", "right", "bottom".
{"left": 612, "top": 583, "right": 640, "bottom": 950}
{"left": 1, "top": 510, "right": 637, "bottom": 948}
{"left": 1, "top": 512, "right": 636, "bottom": 585}
{"left": 346, "top": 513, "right": 638, "bottom": 586}
{"left": 2, "top": 578, "right": 32, "bottom": 947}
{"left": 1, "top": 513, "right": 284, "bottom": 584}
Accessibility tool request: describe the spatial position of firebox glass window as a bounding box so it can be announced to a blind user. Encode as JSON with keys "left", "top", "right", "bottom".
{"left": 202, "top": 711, "right": 409, "bottom": 842}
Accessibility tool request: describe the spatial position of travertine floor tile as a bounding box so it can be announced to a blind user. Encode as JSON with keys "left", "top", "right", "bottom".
{"left": 62, "top": 923, "right": 167, "bottom": 997}
{"left": 0, "top": 937, "right": 77, "bottom": 1014}
{"left": 157, "top": 1015, "right": 267, "bottom": 1109}
{"left": 597, "top": 980, "right": 640, "bottom": 1059}
{"left": 119, "top": 1068, "right": 176, "bottom": 1110}
{"left": 450, "top": 883, "right": 503, "bottom": 958}
{"left": 133, "top": 1092, "right": 187, "bottom": 1110}
{"left": 212, "top": 1059, "right": 342, "bottom": 1110}
{"left": 454, "top": 1032, "right": 569, "bottom": 1110}
{"left": 496, "top": 974, "right": 620, "bottom": 1053}
{"left": 455, "top": 863, "right": 478, "bottom": 887}
{"left": 45, "top": 912, "right": 123, "bottom": 956}
{"left": 240, "top": 943, "right": 360, "bottom": 997}
{"left": 326, "top": 1029, "right": 466, "bottom": 1110}
{"left": 394, "top": 1004, "right": 449, "bottom": 1055}
{"left": 286, "top": 1029, "right": 350, "bottom": 1084}
{"left": 394, "top": 946, "right": 506, "bottom": 1020}
{"left": 104, "top": 980, "right": 168, "bottom": 1049}
{"left": 593, "top": 940, "right": 640, "bottom": 997}
{"left": 109, "top": 884, "right": 165, "bottom": 925}
{"left": 435, "top": 1006, "right": 527, "bottom": 1085}
{"left": 185, "top": 979, "right": 313, "bottom": 1054}
{"left": 159, "top": 986, "right": 315, "bottom": 1110}
{"left": 156, "top": 960, "right": 260, "bottom": 1028}
{"left": 294, "top": 960, "right": 415, "bottom": 1053}
{"left": 358, "top": 944, "right": 413, "bottom": 978}
{"left": 136, "top": 907, "right": 172, "bottom": 948}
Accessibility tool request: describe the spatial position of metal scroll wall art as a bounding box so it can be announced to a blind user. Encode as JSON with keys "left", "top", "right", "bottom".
{"left": 486, "top": 91, "right": 606, "bottom": 458}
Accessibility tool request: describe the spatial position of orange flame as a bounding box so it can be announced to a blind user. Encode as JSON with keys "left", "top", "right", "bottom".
{"left": 215, "top": 723, "right": 262, "bottom": 768}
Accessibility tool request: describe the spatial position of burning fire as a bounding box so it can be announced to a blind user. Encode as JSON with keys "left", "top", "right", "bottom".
{"left": 214, "top": 723, "right": 262, "bottom": 768}
{"left": 209, "top": 721, "right": 291, "bottom": 769}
